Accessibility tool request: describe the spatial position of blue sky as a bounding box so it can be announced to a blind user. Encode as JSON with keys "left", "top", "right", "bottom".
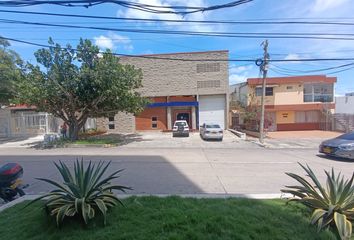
{"left": 1, "top": 0, "right": 354, "bottom": 95}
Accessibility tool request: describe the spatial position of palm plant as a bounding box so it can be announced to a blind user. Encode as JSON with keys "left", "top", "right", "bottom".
{"left": 281, "top": 163, "right": 354, "bottom": 240}
{"left": 29, "top": 159, "right": 131, "bottom": 226}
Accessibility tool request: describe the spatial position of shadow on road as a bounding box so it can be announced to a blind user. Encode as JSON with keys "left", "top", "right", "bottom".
{"left": 0, "top": 155, "right": 204, "bottom": 195}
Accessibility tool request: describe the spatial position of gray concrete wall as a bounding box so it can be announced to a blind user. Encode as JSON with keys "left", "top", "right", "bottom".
{"left": 120, "top": 50, "right": 229, "bottom": 97}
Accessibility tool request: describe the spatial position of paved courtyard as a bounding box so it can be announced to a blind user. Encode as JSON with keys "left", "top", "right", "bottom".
{"left": 119, "top": 130, "right": 257, "bottom": 149}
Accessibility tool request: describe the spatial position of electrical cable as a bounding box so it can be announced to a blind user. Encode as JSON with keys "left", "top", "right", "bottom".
{"left": 2, "top": 18, "right": 354, "bottom": 41}
{"left": 3, "top": 36, "right": 354, "bottom": 63}
{"left": 0, "top": 0, "right": 253, "bottom": 14}
{"left": 2, "top": 9, "right": 354, "bottom": 26}
{"left": 270, "top": 62, "right": 354, "bottom": 74}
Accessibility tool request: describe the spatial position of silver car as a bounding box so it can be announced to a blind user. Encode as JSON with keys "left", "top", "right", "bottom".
{"left": 319, "top": 131, "right": 354, "bottom": 159}
{"left": 200, "top": 123, "right": 223, "bottom": 141}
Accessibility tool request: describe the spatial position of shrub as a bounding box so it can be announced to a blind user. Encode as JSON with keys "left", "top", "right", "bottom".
{"left": 29, "top": 159, "right": 131, "bottom": 226}
{"left": 281, "top": 163, "right": 354, "bottom": 240}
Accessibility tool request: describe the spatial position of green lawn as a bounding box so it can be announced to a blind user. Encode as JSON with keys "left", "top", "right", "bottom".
{"left": 0, "top": 196, "right": 341, "bottom": 240}
{"left": 72, "top": 138, "right": 122, "bottom": 145}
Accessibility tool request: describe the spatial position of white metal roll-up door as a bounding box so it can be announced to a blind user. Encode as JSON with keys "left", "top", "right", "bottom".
{"left": 198, "top": 95, "right": 226, "bottom": 129}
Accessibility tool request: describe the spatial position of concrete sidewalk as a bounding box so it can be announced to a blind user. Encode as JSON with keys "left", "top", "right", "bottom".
{"left": 0, "top": 135, "right": 44, "bottom": 148}
{"left": 248, "top": 131, "right": 343, "bottom": 149}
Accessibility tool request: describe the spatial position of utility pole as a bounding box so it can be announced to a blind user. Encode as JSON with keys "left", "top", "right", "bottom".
{"left": 259, "top": 40, "right": 269, "bottom": 144}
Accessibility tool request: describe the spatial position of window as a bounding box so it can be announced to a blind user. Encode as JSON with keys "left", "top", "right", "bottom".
{"left": 197, "top": 80, "right": 221, "bottom": 89}
{"left": 151, "top": 116, "right": 158, "bottom": 129}
{"left": 303, "top": 83, "right": 333, "bottom": 102}
{"left": 295, "top": 111, "right": 320, "bottom": 123}
{"left": 255, "top": 87, "right": 273, "bottom": 96}
{"left": 108, "top": 116, "right": 115, "bottom": 129}
{"left": 196, "top": 63, "right": 220, "bottom": 73}
{"left": 286, "top": 86, "right": 293, "bottom": 90}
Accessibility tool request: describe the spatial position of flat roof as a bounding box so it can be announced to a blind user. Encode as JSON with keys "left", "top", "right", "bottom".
{"left": 247, "top": 75, "right": 337, "bottom": 85}
{"left": 123, "top": 50, "right": 229, "bottom": 57}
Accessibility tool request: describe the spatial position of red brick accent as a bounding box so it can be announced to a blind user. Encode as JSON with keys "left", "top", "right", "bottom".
{"left": 136, "top": 107, "right": 167, "bottom": 130}
{"left": 151, "top": 97, "right": 167, "bottom": 103}
{"left": 277, "top": 123, "right": 320, "bottom": 131}
{"left": 248, "top": 75, "right": 337, "bottom": 85}
{"left": 169, "top": 96, "right": 196, "bottom": 102}
{"left": 265, "top": 103, "right": 335, "bottom": 111}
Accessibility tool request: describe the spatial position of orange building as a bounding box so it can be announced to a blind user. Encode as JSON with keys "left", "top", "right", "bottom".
{"left": 236, "top": 75, "right": 336, "bottom": 131}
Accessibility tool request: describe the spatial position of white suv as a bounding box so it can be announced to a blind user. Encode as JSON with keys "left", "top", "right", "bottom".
{"left": 172, "top": 120, "right": 190, "bottom": 137}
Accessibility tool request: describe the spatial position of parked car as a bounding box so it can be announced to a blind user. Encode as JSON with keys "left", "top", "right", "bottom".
{"left": 319, "top": 131, "right": 354, "bottom": 159}
{"left": 200, "top": 123, "right": 223, "bottom": 141}
{"left": 172, "top": 120, "right": 189, "bottom": 137}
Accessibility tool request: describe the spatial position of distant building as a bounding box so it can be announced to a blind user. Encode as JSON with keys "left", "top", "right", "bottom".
{"left": 230, "top": 75, "right": 336, "bottom": 131}
{"left": 336, "top": 95, "right": 354, "bottom": 114}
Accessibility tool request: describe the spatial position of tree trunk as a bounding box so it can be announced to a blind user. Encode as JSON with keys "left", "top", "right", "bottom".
{"left": 68, "top": 121, "right": 80, "bottom": 141}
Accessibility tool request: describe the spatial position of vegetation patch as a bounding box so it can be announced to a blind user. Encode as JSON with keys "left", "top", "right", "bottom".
{"left": 0, "top": 197, "right": 339, "bottom": 240}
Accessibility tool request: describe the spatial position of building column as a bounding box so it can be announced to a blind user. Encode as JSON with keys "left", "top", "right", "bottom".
{"left": 167, "top": 107, "right": 172, "bottom": 130}
{"left": 191, "top": 106, "right": 197, "bottom": 130}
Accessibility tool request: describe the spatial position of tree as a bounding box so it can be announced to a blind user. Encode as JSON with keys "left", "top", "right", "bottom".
{"left": 16, "top": 38, "right": 147, "bottom": 140}
{"left": 0, "top": 37, "right": 24, "bottom": 105}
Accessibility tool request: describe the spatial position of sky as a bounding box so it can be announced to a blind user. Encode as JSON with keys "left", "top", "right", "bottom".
{"left": 1, "top": 0, "right": 354, "bottom": 95}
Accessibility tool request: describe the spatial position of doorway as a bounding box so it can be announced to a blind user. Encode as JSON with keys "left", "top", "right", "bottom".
{"left": 173, "top": 109, "right": 191, "bottom": 128}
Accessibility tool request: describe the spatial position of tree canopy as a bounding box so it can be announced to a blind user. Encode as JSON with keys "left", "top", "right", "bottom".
{"left": 0, "top": 37, "right": 24, "bottom": 105}
{"left": 15, "top": 38, "right": 147, "bottom": 140}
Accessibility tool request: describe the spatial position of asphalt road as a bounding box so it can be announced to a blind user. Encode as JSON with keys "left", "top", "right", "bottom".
{"left": 0, "top": 147, "right": 352, "bottom": 195}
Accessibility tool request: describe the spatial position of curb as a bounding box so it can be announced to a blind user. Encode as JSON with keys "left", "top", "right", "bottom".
{"left": 0, "top": 193, "right": 293, "bottom": 213}
{"left": 65, "top": 143, "right": 117, "bottom": 148}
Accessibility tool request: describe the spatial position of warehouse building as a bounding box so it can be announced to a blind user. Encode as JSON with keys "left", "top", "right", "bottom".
{"left": 97, "top": 50, "right": 229, "bottom": 132}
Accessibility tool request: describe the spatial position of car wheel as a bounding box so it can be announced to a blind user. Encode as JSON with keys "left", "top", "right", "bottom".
{"left": 219, "top": 138, "right": 223, "bottom": 141}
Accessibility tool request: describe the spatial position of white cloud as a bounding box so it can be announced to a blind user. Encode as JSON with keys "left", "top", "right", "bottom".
{"left": 229, "top": 74, "right": 248, "bottom": 85}
{"left": 312, "top": 0, "right": 350, "bottom": 12}
{"left": 94, "top": 32, "right": 133, "bottom": 51}
{"left": 116, "top": 0, "right": 220, "bottom": 32}
{"left": 229, "top": 64, "right": 256, "bottom": 85}
{"left": 94, "top": 35, "right": 115, "bottom": 50}
{"left": 284, "top": 53, "right": 300, "bottom": 61}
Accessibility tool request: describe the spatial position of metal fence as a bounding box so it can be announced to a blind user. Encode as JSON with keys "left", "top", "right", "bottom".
{"left": 0, "top": 112, "right": 60, "bottom": 137}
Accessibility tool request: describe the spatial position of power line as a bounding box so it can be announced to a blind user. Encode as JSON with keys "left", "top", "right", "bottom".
{"left": 2, "top": 18, "right": 354, "bottom": 41}
{"left": 270, "top": 62, "right": 354, "bottom": 74}
{"left": 2, "top": 9, "right": 354, "bottom": 26}
{"left": 3, "top": 36, "right": 354, "bottom": 63}
{"left": 0, "top": 0, "right": 253, "bottom": 14}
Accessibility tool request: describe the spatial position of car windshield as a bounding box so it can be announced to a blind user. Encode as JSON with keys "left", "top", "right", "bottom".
{"left": 175, "top": 122, "right": 187, "bottom": 126}
{"left": 337, "top": 132, "right": 354, "bottom": 140}
{"left": 206, "top": 124, "right": 220, "bottom": 128}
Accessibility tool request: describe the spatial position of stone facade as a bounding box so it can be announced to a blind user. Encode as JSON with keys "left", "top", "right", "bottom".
{"left": 97, "top": 112, "right": 135, "bottom": 134}
{"left": 119, "top": 50, "right": 229, "bottom": 97}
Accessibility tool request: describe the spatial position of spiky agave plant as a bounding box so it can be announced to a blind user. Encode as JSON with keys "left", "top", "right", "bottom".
{"left": 281, "top": 163, "right": 354, "bottom": 240}
{"left": 29, "top": 159, "right": 131, "bottom": 226}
